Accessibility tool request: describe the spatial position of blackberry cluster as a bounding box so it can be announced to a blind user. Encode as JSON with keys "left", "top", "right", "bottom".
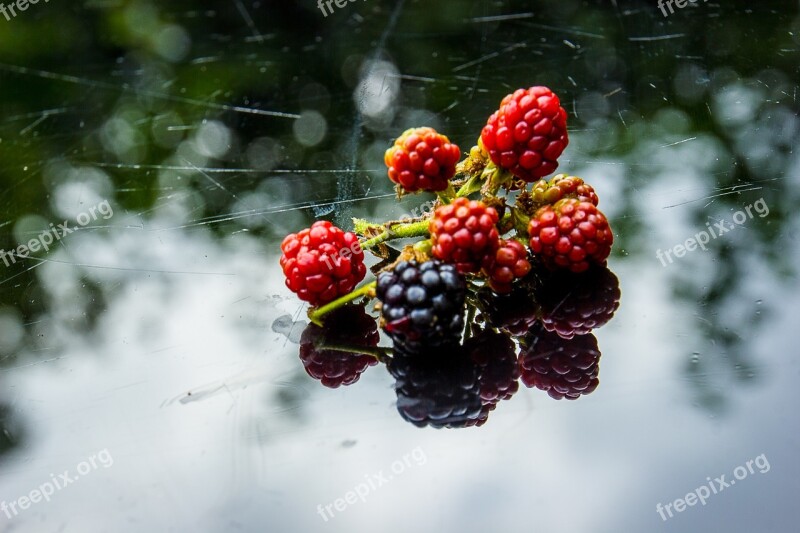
{"left": 376, "top": 260, "right": 466, "bottom": 350}
{"left": 299, "top": 305, "right": 379, "bottom": 388}
{"left": 389, "top": 345, "right": 484, "bottom": 429}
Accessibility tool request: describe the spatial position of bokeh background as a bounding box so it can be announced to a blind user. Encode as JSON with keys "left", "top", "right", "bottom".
{"left": 0, "top": 0, "right": 798, "bottom": 531}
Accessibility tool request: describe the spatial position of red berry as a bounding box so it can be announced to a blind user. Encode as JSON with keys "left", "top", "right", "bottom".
{"left": 481, "top": 239, "right": 531, "bottom": 294}
{"left": 528, "top": 198, "right": 613, "bottom": 273}
{"left": 280, "top": 221, "right": 367, "bottom": 306}
{"left": 385, "top": 127, "right": 461, "bottom": 192}
{"left": 430, "top": 197, "right": 500, "bottom": 273}
{"left": 519, "top": 327, "right": 601, "bottom": 400}
{"left": 481, "top": 86, "right": 569, "bottom": 182}
{"left": 531, "top": 174, "right": 599, "bottom": 206}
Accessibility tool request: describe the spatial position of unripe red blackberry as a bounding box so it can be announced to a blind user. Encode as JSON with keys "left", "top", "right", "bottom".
{"left": 481, "top": 86, "right": 569, "bottom": 182}
{"left": 299, "top": 305, "right": 379, "bottom": 388}
{"left": 530, "top": 174, "right": 599, "bottom": 207}
{"left": 519, "top": 327, "right": 601, "bottom": 400}
{"left": 377, "top": 260, "right": 466, "bottom": 350}
{"left": 385, "top": 127, "right": 461, "bottom": 193}
{"left": 535, "top": 265, "right": 621, "bottom": 339}
{"left": 430, "top": 197, "right": 500, "bottom": 274}
{"left": 528, "top": 199, "right": 613, "bottom": 273}
{"left": 481, "top": 239, "right": 531, "bottom": 294}
{"left": 280, "top": 221, "right": 367, "bottom": 306}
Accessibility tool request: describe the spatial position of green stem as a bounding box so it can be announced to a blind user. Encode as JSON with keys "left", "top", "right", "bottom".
{"left": 318, "top": 343, "right": 393, "bottom": 361}
{"left": 359, "top": 219, "right": 431, "bottom": 250}
{"left": 308, "top": 281, "right": 377, "bottom": 326}
{"left": 456, "top": 173, "right": 483, "bottom": 197}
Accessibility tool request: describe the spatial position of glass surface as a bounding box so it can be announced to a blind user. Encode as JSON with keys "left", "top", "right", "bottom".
{"left": 0, "top": 1, "right": 798, "bottom": 531}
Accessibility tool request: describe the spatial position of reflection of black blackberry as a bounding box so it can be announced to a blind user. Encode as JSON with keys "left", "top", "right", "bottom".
{"left": 299, "top": 305, "right": 379, "bottom": 388}
{"left": 376, "top": 260, "right": 466, "bottom": 350}
{"left": 388, "top": 345, "right": 483, "bottom": 429}
{"left": 519, "top": 326, "right": 601, "bottom": 400}
{"left": 466, "top": 329, "right": 520, "bottom": 404}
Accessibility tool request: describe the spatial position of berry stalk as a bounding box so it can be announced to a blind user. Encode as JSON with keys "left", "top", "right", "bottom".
{"left": 308, "top": 281, "right": 377, "bottom": 326}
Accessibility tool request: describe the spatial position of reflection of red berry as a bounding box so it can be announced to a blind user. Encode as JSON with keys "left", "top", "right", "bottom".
{"left": 430, "top": 197, "right": 500, "bottom": 273}
{"left": 531, "top": 174, "right": 599, "bottom": 207}
{"left": 519, "top": 327, "right": 601, "bottom": 400}
{"left": 280, "top": 221, "right": 367, "bottom": 306}
{"left": 528, "top": 199, "right": 613, "bottom": 273}
{"left": 482, "top": 239, "right": 531, "bottom": 294}
{"left": 299, "top": 305, "right": 379, "bottom": 388}
{"left": 480, "top": 86, "right": 569, "bottom": 182}
{"left": 466, "top": 330, "right": 519, "bottom": 404}
{"left": 478, "top": 285, "right": 539, "bottom": 337}
{"left": 385, "top": 127, "right": 461, "bottom": 192}
{"left": 535, "top": 265, "right": 621, "bottom": 339}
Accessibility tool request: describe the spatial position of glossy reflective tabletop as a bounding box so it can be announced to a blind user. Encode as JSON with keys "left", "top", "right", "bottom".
{"left": 0, "top": 1, "right": 798, "bottom": 532}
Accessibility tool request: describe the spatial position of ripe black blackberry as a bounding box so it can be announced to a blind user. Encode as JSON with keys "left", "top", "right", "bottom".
{"left": 376, "top": 260, "right": 466, "bottom": 350}
{"left": 299, "top": 305, "right": 379, "bottom": 388}
{"left": 388, "top": 344, "right": 484, "bottom": 429}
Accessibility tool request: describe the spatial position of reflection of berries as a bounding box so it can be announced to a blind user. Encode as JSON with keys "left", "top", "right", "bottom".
{"left": 389, "top": 345, "right": 483, "bottom": 429}
{"left": 531, "top": 174, "right": 599, "bottom": 207}
{"left": 280, "top": 221, "right": 367, "bottom": 306}
{"left": 480, "top": 86, "right": 569, "bottom": 182}
{"left": 299, "top": 305, "right": 379, "bottom": 388}
{"left": 430, "top": 198, "right": 500, "bottom": 273}
{"left": 482, "top": 239, "right": 531, "bottom": 294}
{"left": 466, "top": 330, "right": 519, "bottom": 404}
{"left": 376, "top": 260, "right": 466, "bottom": 350}
{"left": 477, "top": 285, "right": 539, "bottom": 337}
{"left": 535, "top": 265, "right": 621, "bottom": 339}
{"left": 519, "top": 328, "right": 601, "bottom": 400}
{"left": 385, "top": 127, "right": 461, "bottom": 192}
{"left": 528, "top": 199, "right": 613, "bottom": 273}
